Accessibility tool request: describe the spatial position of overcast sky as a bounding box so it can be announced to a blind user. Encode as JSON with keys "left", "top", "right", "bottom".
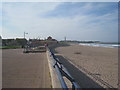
{"left": 1, "top": 2, "right": 118, "bottom": 42}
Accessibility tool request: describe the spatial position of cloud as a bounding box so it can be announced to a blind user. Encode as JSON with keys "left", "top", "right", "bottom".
{"left": 2, "top": 2, "right": 118, "bottom": 42}
{"left": 0, "top": 2, "right": 2, "bottom": 35}
{"left": 44, "top": 2, "right": 117, "bottom": 17}
{"left": 1, "top": 0, "right": 119, "bottom": 2}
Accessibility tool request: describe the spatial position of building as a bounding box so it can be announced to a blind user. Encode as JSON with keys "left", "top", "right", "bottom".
{"left": 47, "top": 36, "right": 52, "bottom": 41}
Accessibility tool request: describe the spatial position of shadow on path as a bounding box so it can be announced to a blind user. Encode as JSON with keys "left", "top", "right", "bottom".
{"left": 56, "top": 55, "right": 103, "bottom": 88}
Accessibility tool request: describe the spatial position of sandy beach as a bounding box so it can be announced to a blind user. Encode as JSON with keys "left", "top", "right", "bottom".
{"left": 55, "top": 44, "right": 118, "bottom": 88}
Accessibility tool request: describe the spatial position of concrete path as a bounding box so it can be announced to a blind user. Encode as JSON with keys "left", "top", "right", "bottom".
{"left": 2, "top": 49, "right": 51, "bottom": 88}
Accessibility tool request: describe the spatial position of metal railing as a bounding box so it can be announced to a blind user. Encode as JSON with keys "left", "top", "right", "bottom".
{"left": 48, "top": 48, "right": 81, "bottom": 90}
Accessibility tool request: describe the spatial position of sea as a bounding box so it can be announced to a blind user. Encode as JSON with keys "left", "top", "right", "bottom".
{"left": 79, "top": 43, "right": 120, "bottom": 48}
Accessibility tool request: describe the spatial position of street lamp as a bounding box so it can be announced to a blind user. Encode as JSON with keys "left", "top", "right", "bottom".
{"left": 24, "top": 32, "right": 28, "bottom": 39}
{"left": 23, "top": 32, "right": 28, "bottom": 52}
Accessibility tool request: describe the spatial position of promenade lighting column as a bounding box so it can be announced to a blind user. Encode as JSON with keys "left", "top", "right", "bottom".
{"left": 24, "top": 32, "right": 28, "bottom": 39}
{"left": 24, "top": 32, "right": 28, "bottom": 52}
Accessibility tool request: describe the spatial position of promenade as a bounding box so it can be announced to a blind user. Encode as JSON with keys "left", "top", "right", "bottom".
{"left": 2, "top": 43, "right": 118, "bottom": 89}
{"left": 2, "top": 49, "right": 51, "bottom": 88}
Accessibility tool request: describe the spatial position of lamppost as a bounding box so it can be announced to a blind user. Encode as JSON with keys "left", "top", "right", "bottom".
{"left": 24, "top": 32, "right": 28, "bottom": 52}
{"left": 24, "top": 32, "right": 28, "bottom": 39}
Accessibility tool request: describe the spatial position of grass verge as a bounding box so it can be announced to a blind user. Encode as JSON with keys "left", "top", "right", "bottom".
{"left": 0, "top": 46, "right": 21, "bottom": 49}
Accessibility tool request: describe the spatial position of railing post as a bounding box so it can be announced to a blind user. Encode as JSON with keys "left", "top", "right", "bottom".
{"left": 72, "top": 84, "right": 75, "bottom": 90}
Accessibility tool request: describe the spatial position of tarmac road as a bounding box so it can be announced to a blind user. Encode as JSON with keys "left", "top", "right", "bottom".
{"left": 2, "top": 49, "right": 51, "bottom": 88}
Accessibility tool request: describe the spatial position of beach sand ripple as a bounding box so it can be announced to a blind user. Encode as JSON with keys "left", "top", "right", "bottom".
{"left": 56, "top": 44, "right": 118, "bottom": 88}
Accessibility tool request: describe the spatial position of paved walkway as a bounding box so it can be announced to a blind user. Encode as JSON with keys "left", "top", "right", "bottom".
{"left": 2, "top": 49, "right": 51, "bottom": 88}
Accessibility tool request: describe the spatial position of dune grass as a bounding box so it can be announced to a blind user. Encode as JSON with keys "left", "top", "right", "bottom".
{"left": 0, "top": 46, "right": 21, "bottom": 49}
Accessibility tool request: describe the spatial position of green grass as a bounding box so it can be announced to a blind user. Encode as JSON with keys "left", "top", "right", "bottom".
{"left": 0, "top": 46, "right": 21, "bottom": 49}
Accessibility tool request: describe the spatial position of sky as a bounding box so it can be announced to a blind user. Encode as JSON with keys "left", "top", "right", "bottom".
{"left": 1, "top": 2, "right": 118, "bottom": 42}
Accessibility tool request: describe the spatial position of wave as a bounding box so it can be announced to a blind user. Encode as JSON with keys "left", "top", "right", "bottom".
{"left": 79, "top": 43, "right": 120, "bottom": 48}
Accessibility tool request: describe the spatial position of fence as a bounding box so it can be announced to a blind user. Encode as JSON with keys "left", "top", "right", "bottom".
{"left": 47, "top": 48, "right": 81, "bottom": 90}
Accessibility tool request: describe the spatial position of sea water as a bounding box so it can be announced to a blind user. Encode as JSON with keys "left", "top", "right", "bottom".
{"left": 79, "top": 43, "right": 120, "bottom": 48}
